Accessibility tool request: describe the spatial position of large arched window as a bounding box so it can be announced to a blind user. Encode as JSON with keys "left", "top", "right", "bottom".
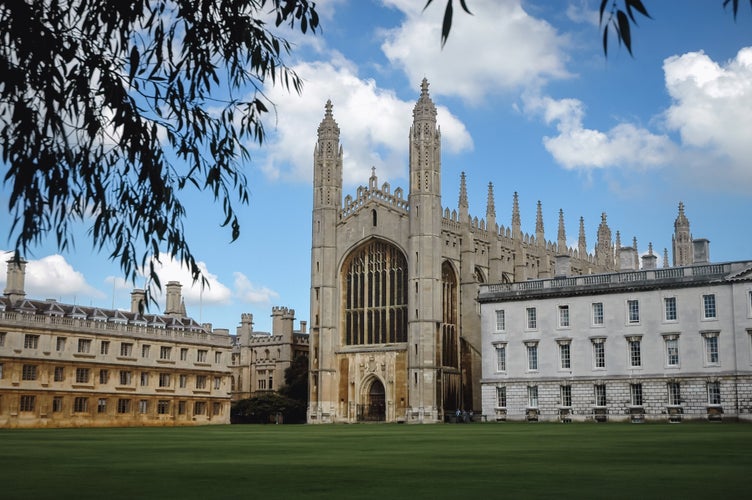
{"left": 441, "top": 261, "right": 458, "bottom": 369}
{"left": 343, "top": 240, "right": 407, "bottom": 345}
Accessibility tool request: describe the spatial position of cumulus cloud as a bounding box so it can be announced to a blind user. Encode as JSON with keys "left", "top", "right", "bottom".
{"left": 233, "top": 272, "right": 280, "bottom": 304}
{"left": 661, "top": 48, "right": 752, "bottom": 188}
{"left": 381, "top": 0, "right": 571, "bottom": 102}
{"left": 258, "top": 56, "right": 472, "bottom": 185}
{"left": 135, "top": 254, "right": 233, "bottom": 308}
{"left": 524, "top": 94, "right": 677, "bottom": 170}
{"left": 0, "top": 251, "right": 104, "bottom": 301}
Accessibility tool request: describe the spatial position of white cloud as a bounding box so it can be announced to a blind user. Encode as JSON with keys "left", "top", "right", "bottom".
{"left": 524, "top": 94, "right": 677, "bottom": 170}
{"left": 258, "top": 56, "right": 472, "bottom": 185}
{"left": 137, "top": 254, "right": 233, "bottom": 308}
{"left": 380, "top": 0, "right": 571, "bottom": 102}
{"left": 0, "top": 251, "right": 104, "bottom": 301}
{"left": 662, "top": 48, "right": 752, "bottom": 189}
{"left": 565, "top": 0, "right": 599, "bottom": 26}
{"left": 233, "top": 272, "right": 280, "bottom": 304}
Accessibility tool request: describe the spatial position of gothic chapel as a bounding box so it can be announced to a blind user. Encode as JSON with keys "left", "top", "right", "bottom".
{"left": 308, "top": 79, "right": 618, "bottom": 423}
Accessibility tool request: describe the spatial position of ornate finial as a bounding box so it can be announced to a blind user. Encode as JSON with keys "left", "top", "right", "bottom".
{"left": 578, "top": 216, "right": 586, "bottom": 250}
{"left": 557, "top": 209, "right": 566, "bottom": 249}
{"left": 535, "top": 201, "right": 544, "bottom": 235}
{"left": 615, "top": 230, "right": 621, "bottom": 248}
{"left": 486, "top": 182, "right": 496, "bottom": 219}
{"left": 459, "top": 172, "right": 468, "bottom": 209}
{"left": 370, "top": 166, "right": 377, "bottom": 179}
{"left": 663, "top": 248, "right": 669, "bottom": 268}
{"left": 601, "top": 212, "right": 607, "bottom": 224}
{"left": 512, "top": 192, "right": 521, "bottom": 229}
{"left": 324, "top": 99, "right": 333, "bottom": 117}
{"left": 633, "top": 236, "right": 638, "bottom": 250}
{"left": 421, "top": 78, "right": 429, "bottom": 96}
{"left": 648, "top": 242, "right": 654, "bottom": 255}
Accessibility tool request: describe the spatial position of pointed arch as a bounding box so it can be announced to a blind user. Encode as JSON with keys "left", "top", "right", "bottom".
{"left": 341, "top": 238, "right": 408, "bottom": 345}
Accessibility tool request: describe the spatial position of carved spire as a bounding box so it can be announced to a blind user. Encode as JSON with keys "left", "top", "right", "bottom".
{"left": 663, "top": 248, "right": 669, "bottom": 268}
{"left": 578, "top": 216, "right": 586, "bottom": 257}
{"left": 313, "top": 100, "right": 342, "bottom": 209}
{"left": 673, "top": 201, "right": 692, "bottom": 266}
{"left": 615, "top": 230, "right": 621, "bottom": 252}
{"left": 409, "top": 78, "right": 440, "bottom": 195}
{"left": 459, "top": 172, "right": 468, "bottom": 209}
{"left": 486, "top": 182, "right": 496, "bottom": 230}
{"left": 512, "top": 192, "right": 521, "bottom": 238}
{"left": 535, "top": 201, "right": 544, "bottom": 245}
{"left": 648, "top": 242, "right": 654, "bottom": 255}
{"left": 596, "top": 212, "right": 613, "bottom": 268}
{"left": 557, "top": 209, "right": 567, "bottom": 252}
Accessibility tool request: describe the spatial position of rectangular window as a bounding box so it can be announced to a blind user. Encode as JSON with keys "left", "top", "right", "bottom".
{"left": 99, "top": 369, "right": 109, "bottom": 384}
{"left": 56, "top": 336, "right": 66, "bottom": 351}
{"left": 527, "top": 344, "right": 538, "bottom": 371}
{"left": 559, "top": 343, "right": 571, "bottom": 369}
{"left": 0, "top": 362, "right": 3, "bottom": 379}
{"left": 630, "top": 383, "right": 643, "bottom": 406}
{"left": 627, "top": 300, "right": 639, "bottom": 324}
{"left": 703, "top": 294, "right": 717, "bottom": 319}
{"left": 558, "top": 305, "right": 570, "bottom": 328}
{"left": 160, "top": 346, "right": 171, "bottom": 360}
{"left": 119, "top": 370, "right": 132, "bottom": 386}
{"left": 213, "top": 402, "right": 222, "bottom": 416}
{"left": 495, "top": 345, "right": 506, "bottom": 372}
{"left": 594, "top": 384, "right": 607, "bottom": 407}
{"left": 666, "top": 337, "right": 679, "bottom": 366}
{"left": 214, "top": 376, "right": 222, "bottom": 390}
{"left": 629, "top": 339, "right": 642, "bottom": 367}
{"left": 52, "top": 396, "right": 63, "bottom": 412}
{"left": 20, "top": 395, "right": 35, "bottom": 412}
{"left": 197, "top": 350, "right": 208, "bottom": 363}
{"left": 22, "top": 364, "right": 38, "bottom": 381}
{"left": 495, "top": 310, "right": 506, "bottom": 331}
{"left": 159, "top": 373, "right": 171, "bottom": 388}
{"left": 77, "top": 338, "right": 91, "bottom": 353}
{"left": 668, "top": 382, "right": 681, "bottom": 405}
{"left": 526, "top": 307, "right": 537, "bottom": 329}
{"left": 120, "top": 342, "right": 133, "bottom": 357}
{"left": 178, "top": 401, "right": 187, "bottom": 415}
{"left": 0, "top": 332, "right": 5, "bottom": 346}
{"left": 157, "top": 400, "right": 170, "bottom": 415}
{"left": 179, "top": 374, "right": 187, "bottom": 388}
{"left": 196, "top": 375, "right": 207, "bottom": 389}
{"left": 100, "top": 340, "right": 110, "bottom": 355}
{"left": 215, "top": 352, "right": 222, "bottom": 364}
{"left": 560, "top": 385, "right": 572, "bottom": 407}
{"left": 593, "top": 341, "right": 606, "bottom": 369}
{"left": 664, "top": 297, "right": 677, "bottom": 321}
{"left": 194, "top": 401, "right": 206, "bottom": 415}
{"left": 527, "top": 386, "right": 539, "bottom": 407}
{"left": 258, "top": 378, "right": 266, "bottom": 390}
{"left": 707, "top": 382, "right": 721, "bottom": 405}
{"left": 180, "top": 348, "right": 188, "bottom": 361}
{"left": 97, "top": 398, "right": 107, "bottom": 414}
{"left": 140, "top": 372, "right": 149, "bottom": 387}
{"left": 139, "top": 400, "right": 148, "bottom": 414}
{"left": 704, "top": 335, "right": 719, "bottom": 364}
{"left": 141, "top": 344, "right": 150, "bottom": 358}
{"left": 73, "top": 397, "right": 89, "bottom": 413}
{"left": 117, "top": 399, "right": 131, "bottom": 414}
{"left": 496, "top": 386, "right": 507, "bottom": 407}
{"left": 75, "top": 368, "right": 90, "bottom": 384}
{"left": 54, "top": 366, "right": 64, "bottom": 382}
{"left": 24, "top": 334, "right": 39, "bottom": 349}
{"left": 592, "top": 302, "right": 604, "bottom": 325}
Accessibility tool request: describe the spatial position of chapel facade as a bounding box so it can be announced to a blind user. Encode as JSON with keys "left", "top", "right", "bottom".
{"left": 308, "top": 79, "right": 625, "bottom": 423}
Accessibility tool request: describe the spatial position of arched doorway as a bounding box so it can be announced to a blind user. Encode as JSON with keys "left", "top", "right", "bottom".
{"left": 357, "top": 378, "right": 386, "bottom": 422}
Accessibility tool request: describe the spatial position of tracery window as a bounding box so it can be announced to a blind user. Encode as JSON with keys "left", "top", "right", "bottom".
{"left": 343, "top": 240, "right": 407, "bottom": 345}
{"left": 441, "top": 262, "right": 458, "bottom": 368}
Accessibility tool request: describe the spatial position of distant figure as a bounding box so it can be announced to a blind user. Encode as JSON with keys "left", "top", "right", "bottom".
{"left": 455, "top": 408, "right": 461, "bottom": 423}
{"left": 468, "top": 410, "right": 474, "bottom": 422}
{"left": 462, "top": 410, "right": 469, "bottom": 423}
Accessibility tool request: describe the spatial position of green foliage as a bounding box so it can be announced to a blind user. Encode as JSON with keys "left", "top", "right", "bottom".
{"left": 424, "top": 0, "right": 472, "bottom": 48}
{"left": 278, "top": 353, "right": 309, "bottom": 402}
{"left": 0, "top": 1, "right": 318, "bottom": 305}
{"left": 232, "top": 391, "right": 305, "bottom": 423}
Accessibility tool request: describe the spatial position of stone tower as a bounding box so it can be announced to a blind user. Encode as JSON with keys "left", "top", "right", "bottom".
{"left": 672, "top": 201, "right": 693, "bottom": 266}
{"left": 309, "top": 100, "right": 343, "bottom": 421}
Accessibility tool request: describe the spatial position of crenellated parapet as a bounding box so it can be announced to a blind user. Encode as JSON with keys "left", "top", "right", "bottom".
{"left": 340, "top": 170, "right": 408, "bottom": 221}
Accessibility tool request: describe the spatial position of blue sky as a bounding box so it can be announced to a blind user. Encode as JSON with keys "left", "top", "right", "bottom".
{"left": 2, "top": 0, "right": 751, "bottom": 333}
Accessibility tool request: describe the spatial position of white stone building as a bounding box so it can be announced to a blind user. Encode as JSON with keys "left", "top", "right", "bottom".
{"left": 479, "top": 240, "right": 752, "bottom": 422}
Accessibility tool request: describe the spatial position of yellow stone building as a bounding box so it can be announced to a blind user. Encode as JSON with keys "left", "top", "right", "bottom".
{"left": 0, "top": 258, "right": 232, "bottom": 428}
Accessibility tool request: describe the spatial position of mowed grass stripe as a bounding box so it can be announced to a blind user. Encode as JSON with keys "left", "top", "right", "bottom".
{"left": 0, "top": 423, "right": 750, "bottom": 499}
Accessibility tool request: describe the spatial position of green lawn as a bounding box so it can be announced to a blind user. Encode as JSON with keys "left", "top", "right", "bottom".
{"left": 0, "top": 422, "right": 750, "bottom": 499}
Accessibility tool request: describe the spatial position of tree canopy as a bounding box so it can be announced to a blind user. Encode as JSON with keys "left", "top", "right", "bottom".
{"left": 0, "top": 0, "right": 318, "bottom": 305}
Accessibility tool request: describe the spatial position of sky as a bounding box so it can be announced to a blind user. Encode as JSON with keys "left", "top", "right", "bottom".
{"left": 1, "top": 0, "right": 751, "bottom": 334}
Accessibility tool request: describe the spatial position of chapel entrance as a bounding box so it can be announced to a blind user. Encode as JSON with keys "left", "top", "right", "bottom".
{"left": 357, "top": 378, "right": 386, "bottom": 422}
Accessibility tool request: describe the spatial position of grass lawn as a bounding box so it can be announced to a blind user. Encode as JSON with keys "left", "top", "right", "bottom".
{"left": 0, "top": 422, "right": 750, "bottom": 499}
